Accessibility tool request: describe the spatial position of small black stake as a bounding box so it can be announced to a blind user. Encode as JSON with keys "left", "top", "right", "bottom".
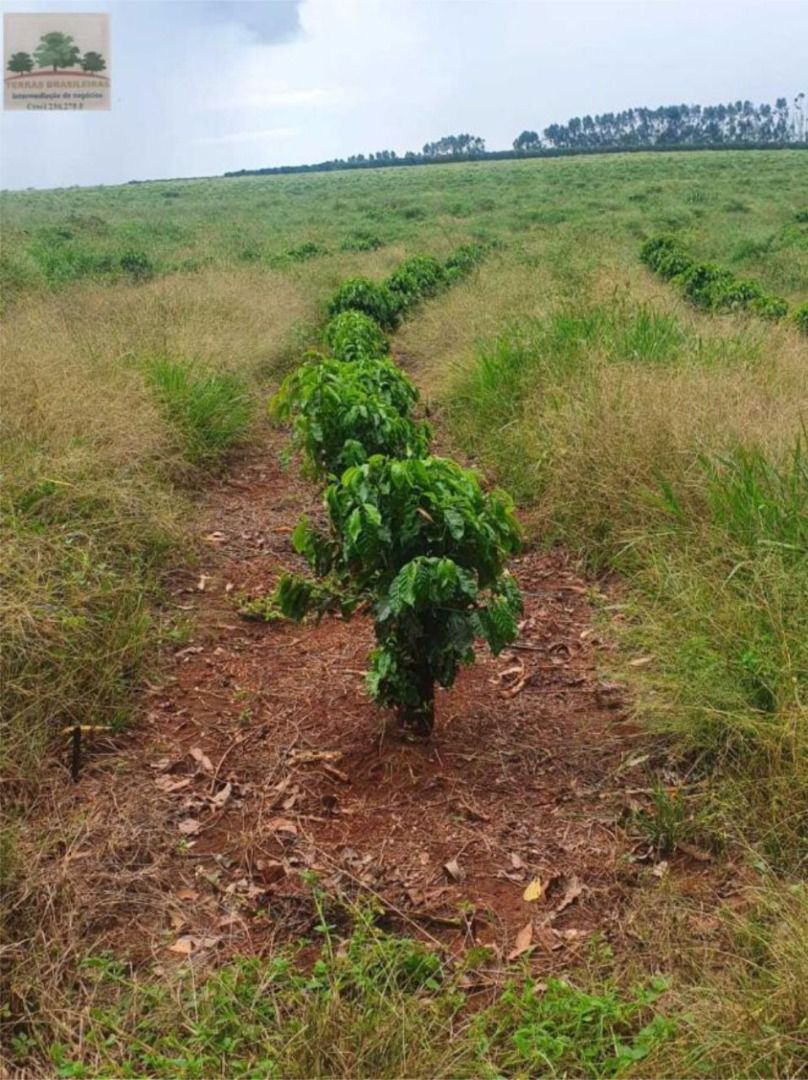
{"left": 70, "top": 725, "right": 81, "bottom": 782}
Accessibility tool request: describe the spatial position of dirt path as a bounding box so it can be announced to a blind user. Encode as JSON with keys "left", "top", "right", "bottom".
{"left": 37, "top": 416, "right": 689, "bottom": 978}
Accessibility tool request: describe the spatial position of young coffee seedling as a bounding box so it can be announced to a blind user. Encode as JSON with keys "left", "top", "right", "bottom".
{"left": 270, "top": 356, "right": 429, "bottom": 477}
{"left": 387, "top": 255, "right": 447, "bottom": 312}
{"left": 641, "top": 234, "right": 788, "bottom": 319}
{"left": 283, "top": 455, "right": 522, "bottom": 734}
{"left": 327, "top": 277, "right": 401, "bottom": 330}
{"left": 323, "top": 310, "right": 390, "bottom": 362}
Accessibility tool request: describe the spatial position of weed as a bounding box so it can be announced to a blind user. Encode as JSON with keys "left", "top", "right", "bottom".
{"left": 340, "top": 230, "right": 384, "bottom": 252}
{"left": 147, "top": 359, "right": 252, "bottom": 466}
{"left": 15, "top": 910, "right": 671, "bottom": 1078}
{"left": 119, "top": 249, "right": 155, "bottom": 283}
{"left": 286, "top": 240, "right": 328, "bottom": 261}
{"left": 632, "top": 784, "right": 694, "bottom": 857}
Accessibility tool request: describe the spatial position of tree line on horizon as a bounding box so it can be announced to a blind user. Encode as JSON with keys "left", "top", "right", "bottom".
{"left": 225, "top": 94, "right": 806, "bottom": 178}
{"left": 514, "top": 95, "right": 805, "bottom": 152}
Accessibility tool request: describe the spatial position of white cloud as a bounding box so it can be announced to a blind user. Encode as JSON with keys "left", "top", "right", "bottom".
{"left": 192, "top": 127, "right": 297, "bottom": 145}
{"left": 209, "top": 87, "right": 349, "bottom": 112}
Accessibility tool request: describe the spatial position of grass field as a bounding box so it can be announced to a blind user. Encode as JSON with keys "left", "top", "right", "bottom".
{"left": 2, "top": 149, "right": 807, "bottom": 1075}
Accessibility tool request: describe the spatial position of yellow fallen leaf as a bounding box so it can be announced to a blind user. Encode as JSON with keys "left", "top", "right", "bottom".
{"left": 523, "top": 877, "right": 543, "bottom": 902}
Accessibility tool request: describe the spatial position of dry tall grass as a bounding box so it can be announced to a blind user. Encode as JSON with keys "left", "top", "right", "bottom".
{"left": 0, "top": 267, "right": 314, "bottom": 776}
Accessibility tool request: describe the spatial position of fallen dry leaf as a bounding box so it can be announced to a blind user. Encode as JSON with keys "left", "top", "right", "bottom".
{"left": 169, "top": 934, "right": 221, "bottom": 955}
{"left": 523, "top": 877, "right": 543, "bottom": 902}
{"left": 175, "top": 645, "right": 203, "bottom": 660}
{"left": 507, "top": 921, "right": 534, "bottom": 961}
{"left": 155, "top": 775, "right": 191, "bottom": 794}
{"left": 557, "top": 928, "right": 588, "bottom": 943}
{"left": 554, "top": 875, "right": 584, "bottom": 914}
{"left": 176, "top": 888, "right": 199, "bottom": 901}
{"left": 443, "top": 857, "right": 466, "bottom": 883}
{"left": 652, "top": 860, "right": 670, "bottom": 879}
{"left": 168, "top": 936, "right": 195, "bottom": 955}
{"left": 509, "top": 853, "right": 524, "bottom": 870}
{"left": 178, "top": 818, "right": 201, "bottom": 836}
{"left": 628, "top": 655, "right": 654, "bottom": 667}
{"left": 265, "top": 816, "right": 298, "bottom": 836}
{"left": 190, "top": 748, "right": 213, "bottom": 773}
{"left": 211, "top": 782, "right": 232, "bottom": 808}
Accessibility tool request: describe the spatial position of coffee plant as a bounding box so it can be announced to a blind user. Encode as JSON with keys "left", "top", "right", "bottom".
{"left": 443, "top": 242, "right": 488, "bottom": 281}
{"left": 328, "top": 277, "right": 401, "bottom": 330}
{"left": 323, "top": 310, "right": 390, "bottom": 362}
{"left": 641, "top": 235, "right": 788, "bottom": 319}
{"left": 272, "top": 245, "right": 515, "bottom": 736}
{"left": 270, "top": 356, "right": 429, "bottom": 476}
{"left": 368, "top": 554, "right": 522, "bottom": 733}
{"left": 387, "top": 255, "right": 447, "bottom": 310}
{"left": 283, "top": 455, "right": 522, "bottom": 733}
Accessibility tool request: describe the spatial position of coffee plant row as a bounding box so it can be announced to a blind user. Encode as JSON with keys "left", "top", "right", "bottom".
{"left": 269, "top": 245, "right": 524, "bottom": 735}
{"left": 640, "top": 235, "right": 791, "bottom": 322}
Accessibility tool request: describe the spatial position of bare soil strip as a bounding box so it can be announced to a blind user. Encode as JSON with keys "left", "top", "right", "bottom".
{"left": 27, "top": 422, "right": 735, "bottom": 980}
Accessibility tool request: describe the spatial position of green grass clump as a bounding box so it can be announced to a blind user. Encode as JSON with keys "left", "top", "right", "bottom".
{"left": 795, "top": 301, "right": 808, "bottom": 335}
{"left": 286, "top": 240, "right": 328, "bottom": 261}
{"left": 148, "top": 359, "right": 252, "bottom": 466}
{"left": 119, "top": 249, "right": 155, "bottom": 283}
{"left": 340, "top": 230, "right": 384, "bottom": 252}
{"left": 327, "top": 277, "right": 401, "bottom": 330}
{"left": 25, "top": 907, "right": 670, "bottom": 1079}
{"left": 323, "top": 310, "right": 390, "bottom": 361}
{"left": 448, "top": 300, "right": 808, "bottom": 866}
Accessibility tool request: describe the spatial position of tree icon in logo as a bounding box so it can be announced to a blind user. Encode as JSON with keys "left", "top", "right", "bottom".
{"left": 7, "top": 51, "right": 34, "bottom": 75}
{"left": 33, "top": 31, "right": 82, "bottom": 73}
{"left": 80, "top": 51, "right": 106, "bottom": 74}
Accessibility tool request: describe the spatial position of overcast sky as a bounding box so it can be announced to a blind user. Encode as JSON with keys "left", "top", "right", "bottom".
{"left": 1, "top": 0, "right": 806, "bottom": 189}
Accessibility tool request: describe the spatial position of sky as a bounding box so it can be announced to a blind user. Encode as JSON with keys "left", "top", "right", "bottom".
{"left": 1, "top": 0, "right": 806, "bottom": 189}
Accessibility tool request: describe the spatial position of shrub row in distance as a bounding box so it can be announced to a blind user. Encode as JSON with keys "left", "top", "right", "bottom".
{"left": 640, "top": 234, "right": 789, "bottom": 320}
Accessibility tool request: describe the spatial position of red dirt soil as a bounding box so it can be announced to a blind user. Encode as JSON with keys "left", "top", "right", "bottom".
{"left": 39, "top": 423, "right": 731, "bottom": 978}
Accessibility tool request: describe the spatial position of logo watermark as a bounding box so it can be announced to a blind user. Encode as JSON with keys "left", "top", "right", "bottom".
{"left": 3, "top": 12, "right": 110, "bottom": 111}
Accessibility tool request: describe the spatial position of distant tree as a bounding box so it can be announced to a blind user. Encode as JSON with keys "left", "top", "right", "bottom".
{"left": 7, "top": 51, "right": 33, "bottom": 74}
{"left": 794, "top": 92, "right": 806, "bottom": 141}
{"left": 33, "top": 31, "right": 81, "bottom": 72}
{"left": 80, "top": 51, "right": 106, "bottom": 73}
{"left": 422, "top": 133, "right": 486, "bottom": 158}
{"left": 513, "top": 129, "right": 541, "bottom": 152}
